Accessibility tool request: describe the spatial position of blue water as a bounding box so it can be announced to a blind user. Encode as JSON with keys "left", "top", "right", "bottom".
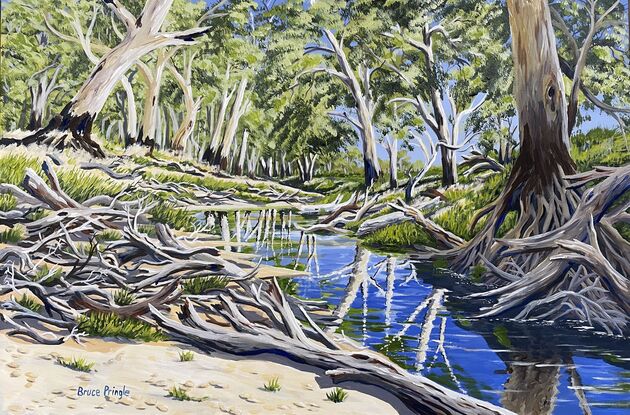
{"left": 242, "top": 216, "right": 630, "bottom": 415}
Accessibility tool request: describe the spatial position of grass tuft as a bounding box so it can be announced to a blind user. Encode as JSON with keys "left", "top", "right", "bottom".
{"left": 34, "top": 264, "right": 63, "bottom": 285}
{"left": 363, "top": 221, "right": 436, "bottom": 250}
{"left": 0, "top": 153, "right": 40, "bottom": 185}
{"left": 16, "top": 293, "right": 41, "bottom": 312}
{"left": 167, "top": 386, "right": 204, "bottom": 401}
{"left": 326, "top": 387, "right": 348, "bottom": 403}
{"left": 56, "top": 168, "right": 123, "bottom": 203}
{"left": 0, "top": 194, "right": 17, "bottom": 212}
{"left": 469, "top": 265, "right": 487, "bottom": 283}
{"left": 57, "top": 356, "right": 95, "bottom": 373}
{"left": 0, "top": 224, "right": 25, "bottom": 244}
{"left": 182, "top": 276, "right": 229, "bottom": 295}
{"left": 179, "top": 350, "right": 194, "bottom": 362}
{"left": 150, "top": 203, "right": 197, "bottom": 231}
{"left": 77, "top": 312, "right": 165, "bottom": 342}
{"left": 96, "top": 229, "right": 122, "bottom": 242}
{"left": 113, "top": 289, "right": 136, "bottom": 306}
{"left": 263, "top": 377, "right": 281, "bottom": 392}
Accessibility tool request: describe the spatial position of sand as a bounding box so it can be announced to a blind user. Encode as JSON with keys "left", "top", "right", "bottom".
{"left": 0, "top": 334, "right": 408, "bottom": 415}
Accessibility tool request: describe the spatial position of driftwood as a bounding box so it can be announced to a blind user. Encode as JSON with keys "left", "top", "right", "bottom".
{"left": 0, "top": 156, "right": 524, "bottom": 414}
{"left": 150, "top": 278, "right": 514, "bottom": 415}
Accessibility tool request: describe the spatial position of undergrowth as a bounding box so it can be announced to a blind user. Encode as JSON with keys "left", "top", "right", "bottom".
{"left": 77, "top": 312, "right": 165, "bottom": 342}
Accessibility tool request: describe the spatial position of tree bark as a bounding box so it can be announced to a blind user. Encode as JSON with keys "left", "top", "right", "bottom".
{"left": 451, "top": 0, "right": 578, "bottom": 273}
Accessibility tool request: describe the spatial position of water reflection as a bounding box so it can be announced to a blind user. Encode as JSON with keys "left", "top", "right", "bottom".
{"left": 215, "top": 210, "right": 630, "bottom": 415}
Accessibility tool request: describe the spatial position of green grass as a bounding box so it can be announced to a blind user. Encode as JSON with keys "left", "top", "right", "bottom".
{"left": 34, "top": 264, "right": 63, "bottom": 285}
{"left": 138, "top": 224, "right": 157, "bottom": 236}
{"left": 16, "top": 293, "right": 41, "bottom": 312}
{"left": 263, "top": 377, "right": 281, "bottom": 392}
{"left": 77, "top": 312, "right": 165, "bottom": 342}
{"left": 0, "top": 224, "right": 25, "bottom": 244}
{"left": 145, "top": 170, "right": 273, "bottom": 203}
{"left": 572, "top": 128, "right": 630, "bottom": 171}
{"left": 277, "top": 278, "right": 298, "bottom": 296}
{"left": 469, "top": 265, "right": 487, "bottom": 283}
{"left": 167, "top": 386, "right": 204, "bottom": 401}
{"left": 0, "top": 153, "right": 40, "bottom": 185}
{"left": 179, "top": 350, "right": 194, "bottom": 362}
{"left": 149, "top": 203, "right": 197, "bottom": 231}
{"left": 57, "top": 357, "right": 95, "bottom": 373}
{"left": 326, "top": 387, "right": 348, "bottom": 403}
{"left": 56, "top": 168, "right": 123, "bottom": 203}
{"left": 182, "top": 276, "right": 229, "bottom": 295}
{"left": 433, "top": 171, "right": 510, "bottom": 240}
{"left": 616, "top": 223, "right": 630, "bottom": 242}
{"left": 363, "top": 221, "right": 437, "bottom": 250}
{"left": 0, "top": 194, "right": 17, "bottom": 211}
{"left": 113, "top": 289, "right": 136, "bottom": 306}
{"left": 96, "top": 229, "right": 122, "bottom": 242}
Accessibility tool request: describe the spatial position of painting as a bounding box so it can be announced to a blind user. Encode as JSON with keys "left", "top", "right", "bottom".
{"left": 0, "top": 0, "right": 628, "bottom": 414}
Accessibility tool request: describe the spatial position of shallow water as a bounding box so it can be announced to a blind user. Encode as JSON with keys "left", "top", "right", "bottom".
{"left": 230, "top": 211, "right": 630, "bottom": 415}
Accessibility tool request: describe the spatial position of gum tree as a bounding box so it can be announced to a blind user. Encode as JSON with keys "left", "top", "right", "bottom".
{"left": 1, "top": 0, "right": 215, "bottom": 157}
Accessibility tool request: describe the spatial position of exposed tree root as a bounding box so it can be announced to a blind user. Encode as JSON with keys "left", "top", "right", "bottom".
{"left": 394, "top": 164, "right": 630, "bottom": 334}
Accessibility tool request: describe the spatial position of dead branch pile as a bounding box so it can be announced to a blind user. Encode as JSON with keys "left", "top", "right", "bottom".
{"left": 0, "top": 157, "right": 514, "bottom": 415}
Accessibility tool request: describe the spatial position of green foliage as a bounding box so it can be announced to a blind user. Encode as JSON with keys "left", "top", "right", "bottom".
{"left": 149, "top": 203, "right": 197, "bottom": 232}
{"left": 363, "top": 222, "right": 436, "bottom": 250}
{"left": 263, "top": 377, "right": 281, "bottom": 392}
{"left": 34, "top": 264, "right": 63, "bottom": 285}
{"left": 167, "top": 386, "right": 204, "bottom": 401}
{"left": 0, "top": 195, "right": 17, "bottom": 212}
{"left": 179, "top": 350, "right": 195, "bottom": 362}
{"left": 571, "top": 128, "right": 630, "bottom": 171}
{"left": 326, "top": 387, "right": 348, "bottom": 403}
{"left": 0, "top": 153, "right": 39, "bottom": 185}
{"left": 77, "top": 312, "right": 165, "bottom": 342}
{"left": 96, "top": 229, "right": 122, "bottom": 242}
{"left": 16, "top": 293, "right": 41, "bottom": 312}
{"left": 0, "top": 225, "right": 25, "bottom": 244}
{"left": 434, "top": 171, "right": 510, "bottom": 240}
{"left": 469, "top": 265, "right": 487, "bottom": 283}
{"left": 113, "top": 289, "right": 136, "bottom": 306}
{"left": 57, "top": 357, "right": 95, "bottom": 373}
{"left": 57, "top": 169, "right": 123, "bottom": 203}
{"left": 182, "top": 276, "right": 229, "bottom": 295}
{"left": 277, "top": 278, "right": 298, "bottom": 296}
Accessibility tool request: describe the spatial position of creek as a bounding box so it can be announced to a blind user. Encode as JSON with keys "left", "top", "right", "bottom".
{"left": 216, "top": 209, "right": 629, "bottom": 415}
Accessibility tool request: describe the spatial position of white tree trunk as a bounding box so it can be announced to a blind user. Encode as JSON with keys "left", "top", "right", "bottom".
{"left": 218, "top": 77, "right": 249, "bottom": 170}
{"left": 236, "top": 129, "right": 249, "bottom": 176}
{"left": 169, "top": 52, "right": 201, "bottom": 152}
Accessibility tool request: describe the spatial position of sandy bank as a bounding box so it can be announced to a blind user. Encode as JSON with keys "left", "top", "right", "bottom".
{"left": 0, "top": 334, "right": 409, "bottom": 415}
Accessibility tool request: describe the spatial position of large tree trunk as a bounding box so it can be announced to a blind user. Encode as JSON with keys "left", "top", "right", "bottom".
{"left": 1, "top": 0, "right": 210, "bottom": 157}
{"left": 451, "top": 0, "right": 577, "bottom": 273}
{"left": 404, "top": 0, "right": 630, "bottom": 334}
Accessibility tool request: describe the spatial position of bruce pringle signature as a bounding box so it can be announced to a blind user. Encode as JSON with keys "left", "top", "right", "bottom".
{"left": 77, "top": 385, "right": 130, "bottom": 398}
